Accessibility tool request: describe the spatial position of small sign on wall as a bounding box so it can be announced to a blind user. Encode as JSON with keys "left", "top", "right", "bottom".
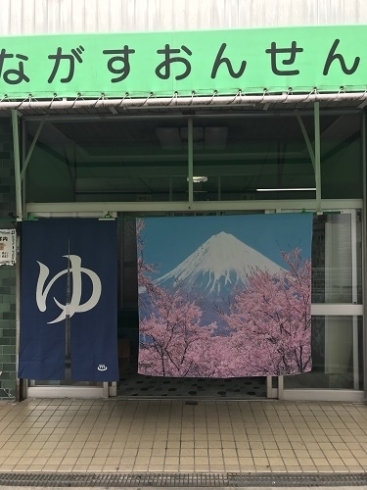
{"left": 0, "top": 229, "right": 16, "bottom": 266}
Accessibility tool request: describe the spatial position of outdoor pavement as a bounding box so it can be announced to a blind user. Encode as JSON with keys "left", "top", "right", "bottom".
{"left": 0, "top": 397, "right": 367, "bottom": 481}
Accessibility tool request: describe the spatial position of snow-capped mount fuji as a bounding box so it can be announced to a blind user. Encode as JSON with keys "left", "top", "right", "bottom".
{"left": 156, "top": 231, "right": 283, "bottom": 297}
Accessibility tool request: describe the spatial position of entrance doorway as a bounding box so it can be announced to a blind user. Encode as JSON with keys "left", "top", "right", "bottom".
{"left": 117, "top": 216, "right": 271, "bottom": 400}
{"left": 22, "top": 110, "right": 364, "bottom": 402}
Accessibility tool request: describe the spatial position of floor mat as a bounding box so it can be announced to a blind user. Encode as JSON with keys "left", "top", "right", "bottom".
{"left": 116, "top": 374, "right": 267, "bottom": 399}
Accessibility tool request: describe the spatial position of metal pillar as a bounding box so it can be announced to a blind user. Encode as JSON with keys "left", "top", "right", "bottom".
{"left": 103, "top": 382, "right": 109, "bottom": 398}
{"left": 295, "top": 111, "right": 315, "bottom": 170}
{"left": 169, "top": 177, "right": 173, "bottom": 201}
{"left": 217, "top": 176, "right": 222, "bottom": 201}
{"left": 188, "top": 117, "right": 193, "bottom": 205}
{"left": 351, "top": 209, "right": 359, "bottom": 390}
{"left": 21, "top": 119, "right": 45, "bottom": 180}
{"left": 12, "top": 111, "right": 23, "bottom": 400}
{"left": 362, "top": 111, "right": 367, "bottom": 400}
{"left": 15, "top": 233, "right": 24, "bottom": 400}
{"left": 278, "top": 376, "right": 284, "bottom": 400}
{"left": 314, "top": 102, "right": 322, "bottom": 213}
{"left": 11, "top": 110, "right": 23, "bottom": 221}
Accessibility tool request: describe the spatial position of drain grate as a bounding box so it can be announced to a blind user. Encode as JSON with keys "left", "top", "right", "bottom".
{"left": 229, "top": 472, "right": 367, "bottom": 486}
{"left": 0, "top": 472, "right": 367, "bottom": 487}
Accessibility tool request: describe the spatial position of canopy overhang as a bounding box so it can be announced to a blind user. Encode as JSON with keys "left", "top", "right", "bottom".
{"left": 1, "top": 91, "right": 367, "bottom": 117}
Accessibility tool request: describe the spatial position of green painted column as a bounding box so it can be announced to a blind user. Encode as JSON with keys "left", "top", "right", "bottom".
{"left": 0, "top": 117, "right": 17, "bottom": 400}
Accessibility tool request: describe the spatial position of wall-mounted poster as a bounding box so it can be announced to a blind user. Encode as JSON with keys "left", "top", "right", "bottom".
{"left": 19, "top": 219, "right": 118, "bottom": 382}
{"left": 137, "top": 213, "right": 313, "bottom": 378}
{"left": 0, "top": 229, "right": 16, "bottom": 266}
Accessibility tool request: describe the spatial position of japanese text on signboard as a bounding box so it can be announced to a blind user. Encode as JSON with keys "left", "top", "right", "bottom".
{"left": 0, "top": 39, "right": 360, "bottom": 85}
{"left": 0, "top": 26, "right": 366, "bottom": 97}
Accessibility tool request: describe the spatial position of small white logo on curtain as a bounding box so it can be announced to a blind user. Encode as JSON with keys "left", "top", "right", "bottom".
{"left": 36, "top": 255, "right": 102, "bottom": 324}
{"left": 98, "top": 364, "right": 108, "bottom": 371}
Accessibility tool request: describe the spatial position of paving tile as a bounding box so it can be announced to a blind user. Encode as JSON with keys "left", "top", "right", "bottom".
{"left": 1, "top": 398, "right": 367, "bottom": 474}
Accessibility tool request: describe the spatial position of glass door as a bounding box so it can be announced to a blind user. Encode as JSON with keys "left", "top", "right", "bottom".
{"left": 284, "top": 209, "right": 364, "bottom": 399}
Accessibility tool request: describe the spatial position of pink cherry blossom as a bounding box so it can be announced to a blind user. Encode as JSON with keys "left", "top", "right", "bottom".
{"left": 137, "top": 220, "right": 311, "bottom": 378}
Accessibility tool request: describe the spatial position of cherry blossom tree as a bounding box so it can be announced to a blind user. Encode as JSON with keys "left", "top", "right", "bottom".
{"left": 223, "top": 248, "right": 311, "bottom": 376}
{"left": 137, "top": 218, "right": 311, "bottom": 378}
{"left": 139, "top": 284, "right": 220, "bottom": 376}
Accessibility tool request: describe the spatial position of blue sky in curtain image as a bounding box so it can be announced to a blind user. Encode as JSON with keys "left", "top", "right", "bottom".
{"left": 141, "top": 213, "right": 313, "bottom": 277}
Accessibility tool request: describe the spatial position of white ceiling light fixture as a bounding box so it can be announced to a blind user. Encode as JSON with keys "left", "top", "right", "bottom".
{"left": 187, "top": 176, "right": 208, "bottom": 183}
{"left": 256, "top": 187, "right": 316, "bottom": 192}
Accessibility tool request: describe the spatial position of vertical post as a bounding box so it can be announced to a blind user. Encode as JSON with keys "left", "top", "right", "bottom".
{"left": 65, "top": 240, "right": 71, "bottom": 379}
{"left": 21, "top": 119, "right": 45, "bottom": 180}
{"left": 295, "top": 111, "right": 315, "bottom": 170}
{"left": 109, "top": 381, "right": 117, "bottom": 397}
{"left": 188, "top": 117, "right": 193, "bottom": 205}
{"left": 278, "top": 375, "right": 284, "bottom": 400}
{"left": 11, "top": 110, "right": 23, "bottom": 221}
{"left": 271, "top": 208, "right": 284, "bottom": 400}
{"left": 217, "top": 176, "right": 221, "bottom": 201}
{"left": 169, "top": 177, "right": 173, "bottom": 202}
{"left": 314, "top": 102, "right": 322, "bottom": 213}
{"left": 362, "top": 111, "right": 367, "bottom": 399}
{"left": 12, "top": 111, "right": 23, "bottom": 400}
{"left": 15, "top": 233, "right": 24, "bottom": 400}
{"left": 350, "top": 209, "right": 359, "bottom": 390}
{"left": 21, "top": 118, "right": 27, "bottom": 218}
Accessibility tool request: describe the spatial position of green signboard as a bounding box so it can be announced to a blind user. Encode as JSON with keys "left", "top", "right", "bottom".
{"left": 0, "top": 25, "right": 366, "bottom": 99}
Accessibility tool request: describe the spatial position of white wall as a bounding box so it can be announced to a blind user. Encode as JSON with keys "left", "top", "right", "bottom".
{"left": 2, "top": 0, "right": 367, "bottom": 36}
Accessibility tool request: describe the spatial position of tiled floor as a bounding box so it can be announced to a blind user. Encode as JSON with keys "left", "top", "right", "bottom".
{"left": 0, "top": 398, "right": 367, "bottom": 474}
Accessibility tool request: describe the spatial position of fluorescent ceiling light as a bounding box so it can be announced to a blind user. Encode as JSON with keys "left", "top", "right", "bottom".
{"left": 256, "top": 187, "right": 316, "bottom": 192}
{"left": 187, "top": 176, "right": 208, "bottom": 183}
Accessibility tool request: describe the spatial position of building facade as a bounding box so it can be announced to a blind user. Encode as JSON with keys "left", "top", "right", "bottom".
{"left": 0, "top": 0, "right": 366, "bottom": 402}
